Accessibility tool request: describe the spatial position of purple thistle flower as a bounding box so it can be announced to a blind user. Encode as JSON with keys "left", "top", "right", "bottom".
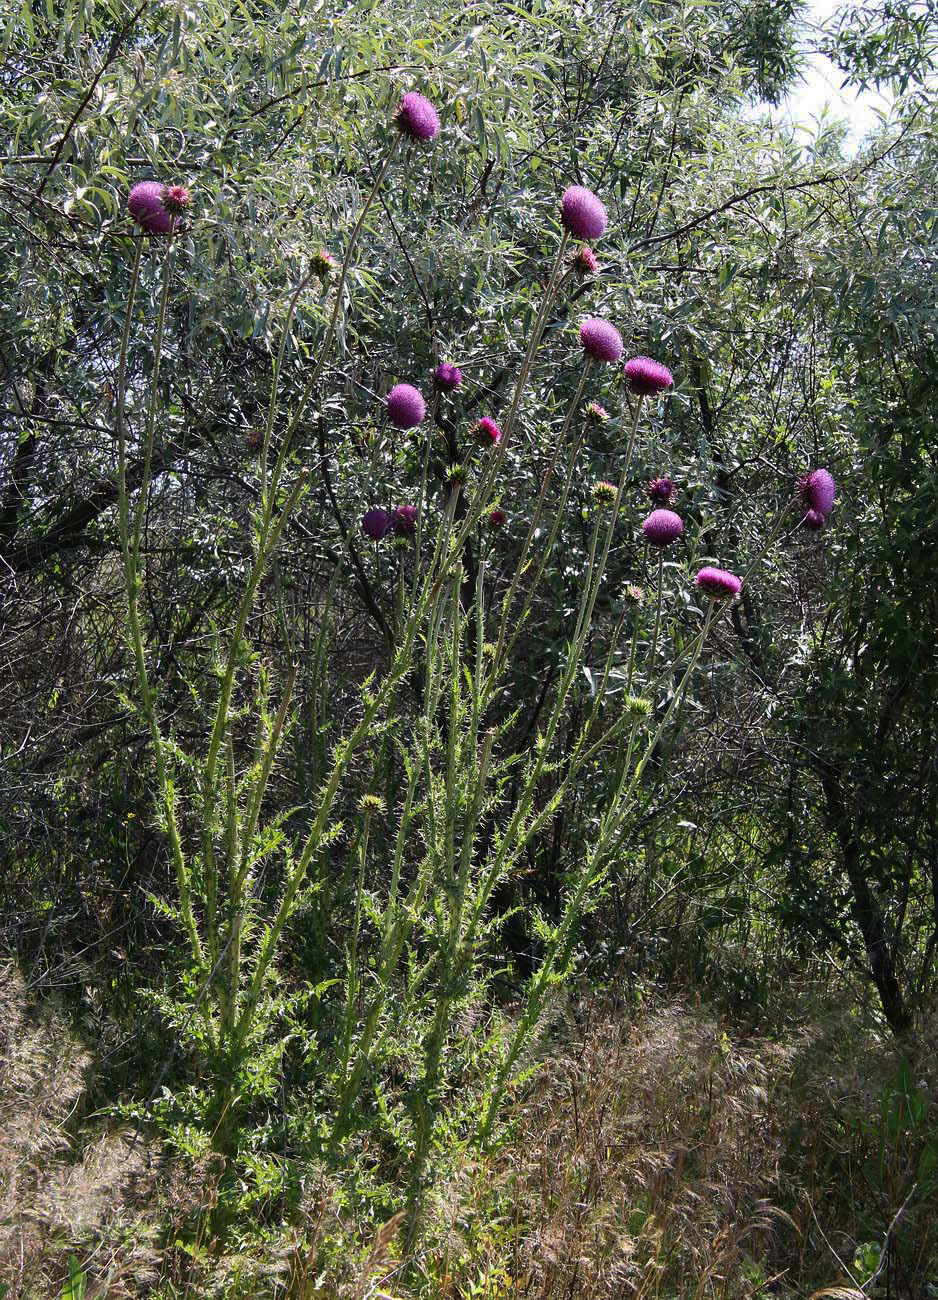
{"left": 586, "top": 401, "right": 609, "bottom": 424}
{"left": 572, "top": 245, "right": 599, "bottom": 275}
{"left": 392, "top": 504, "right": 419, "bottom": 535}
{"left": 311, "top": 248, "right": 338, "bottom": 278}
{"left": 434, "top": 362, "right": 463, "bottom": 391}
{"left": 579, "top": 317, "right": 624, "bottom": 364}
{"left": 161, "top": 184, "right": 191, "bottom": 216}
{"left": 128, "top": 181, "right": 173, "bottom": 235}
{"left": 560, "top": 186, "right": 607, "bottom": 241}
{"left": 474, "top": 417, "right": 502, "bottom": 447}
{"left": 642, "top": 508, "right": 683, "bottom": 547}
{"left": 798, "top": 468, "right": 836, "bottom": 516}
{"left": 361, "top": 508, "right": 393, "bottom": 541}
{"left": 803, "top": 509, "right": 827, "bottom": 531}
{"left": 695, "top": 566, "right": 742, "bottom": 599}
{"left": 394, "top": 91, "right": 440, "bottom": 141}
{"left": 386, "top": 383, "right": 426, "bottom": 429}
{"left": 488, "top": 508, "right": 508, "bottom": 528}
{"left": 648, "top": 476, "right": 675, "bottom": 503}
{"left": 625, "top": 356, "right": 674, "bottom": 396}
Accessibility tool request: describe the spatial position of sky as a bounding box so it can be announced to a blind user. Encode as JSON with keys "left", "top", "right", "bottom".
{"left": 771, "top": 0, "right": 893, "bottom": 150}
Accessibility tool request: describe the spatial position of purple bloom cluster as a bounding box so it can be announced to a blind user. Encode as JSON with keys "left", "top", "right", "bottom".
{"left": 434, "top": 362, "right": 463, "bottom": 391}
{"left": 386, "top": 383, "right": 426, "bottom": 429}
{"left": 625, "top": 356, "right": 673, "bottom": 396}
{"left": 395, "top": 92, "right": 440, "bottom": 141}
{"left": 643, "top": 508, "right": 683, "bottom": 547}
{"left": 488, "top": 508, "right": 508, "bottom": 528}
{"left": 798, "top": 468, "right": 836, "bottom": 526}
{"left": 572, "top": 246, "right": 599, "bottom": 275}
{"left": 361, "top": 508, "right": 393, "bottom": 541}
{"left": 695, "top": 567, "right": 742, "bottom": 599}
{"left": 474, "top": 417, "right": 502, "bottom": 447}
{"left": 560, "top": 186, "right": 607, "bottom": 241}
{"left": 648, "top": 476, "right": 675, "bottom": 503}
{"left": 128, "top": 181, "right": 174, "bottom": 234}
{"left": 393, "top": 504, "right": 418, "bottom": 535}
{"left": 579, "top": 317, "right": 623, "bottom": 364}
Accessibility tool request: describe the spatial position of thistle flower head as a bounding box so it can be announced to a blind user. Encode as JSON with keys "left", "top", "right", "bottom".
{"left": 446, "top": 462, "right": 468, "bottom": 487}
{"left": 386, "top": 383, "right": 426, "bottom": 429}
{"left": 361, "top": 507, "right": 392, "bottom": 540}
{"left": 580, "top": 317, "right": 624, "bottom": 364}
{"left": 161, "top": 184, "right": 191, "bottom": 216}
{"left": 623, "top": 583, "right": 644, "bottom": 606}
{"left": 648, "top": 476, "right": 675, "bottom": 503}
{"left": 624, "top": 695, "right": 652, "bottom": 720}
{"left": 798, "top": 468, "right": 836, "bottom": 516}
{"left": 434, "top": 361, "right": 463, "bottom": 391}
{"left": 625, "top": 356, "right": 674, "bottom": 396}
{"left": 128, "top": 181, "right": 172, "bottom": 234}
{"left": 392, "top": 504, "right": 419, "bottom": 535}
{"left": 695, "top": 566, "right": 742, "bottom": 599}
{"left": 572, "top": 245, "right": 599, "bottom": 275}
{"left": 246, "top": 428, "right": 264, "bottom": 452}
{"left": 586, "top": 401, "right": 610, "bottom": 424}
{"left": 395, "top": 91, "right": 440, "bottom": 140}
{"left": 642, "top": 508, "right": 683, "bottom": 547}
{"left": 560, "top": 185, "right": 607, "bottom": 241}
{"left": 474, "top": 417, "right": 502, "bottom": 447}
{"left": 592, "top": 480, "right": 619, "bottom": 508}
{"left": 358, "top": 794, "right": 386, "bottom": 815}
{"left": 311, "top": 248, "right": 338, "bottom": 278}
{"left": 488, "top": 507, "right": 508, "bottom": 528}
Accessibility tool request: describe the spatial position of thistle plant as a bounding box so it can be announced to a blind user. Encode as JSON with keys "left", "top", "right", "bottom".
{"left": 112, "top": 92, "right": 835, "bottom": 1235}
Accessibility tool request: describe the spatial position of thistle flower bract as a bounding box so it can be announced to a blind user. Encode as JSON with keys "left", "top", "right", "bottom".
{"left": 434, "top": 362, "right": 463, "bottom": 391}
{"left": 648, "top": 476, "right": 675, "bottom": 503}
{"left": 447, "top": 462, "right": 468, "bottom": 486}
{"left": 623, "top": 583, "right": 644, "bottom": 606}
{"left": 572, "top": 245, "right": 599, "bottom": 275}
{"left": 386, "top": 383, "right": 426, "bottom": 429}
{"left": 803, "top": 509, "right": 827, "bottom": 531}
{"left": 488, "top": 508, "right": 508, "bottom": 528}
{"left": 625, "top": 356, "right": 674, "bottom": 396}
{"left": 161, "top": 184, "right": 191, "bottom": 216}
{"left": 580, "top": 317, "right": 624, "bottom": 364}
{"left": 642, "top": 508, "right": 683, "bottom": 547}
{"left": 592, "top": 480, "right": 618, "bottom": 507}
{"left": 798, "top": 468, "right": 836, "bottom": 516}
{"left": 361, "top": 508, "right": 392, "bottom": 541}
{"left": 695, "top": 566, "right": 742, "bottom": 599}
{"left": 474, "top": 417, "right": 502, "bottom": 447}
{"left": 560, "top": 185, "right": 607, "bottom": 241}
{"left": 395, "top": 91, "right": 440, "bottom": 140}
{"left": 586, "top": 402, "right": 609, "bottom": 424}
{"left": 128, "top": 181, "right": 172, "bottom": 234}
{"left": 624, "top": 695, "right": 652, "bottom": 720}
{"left": 311, "top": 248, "right": 338, "bottom": 278}
{"left": 392, "top": 504, "right": 419, "bottom": 535}
{"left": 358, "top": 794, "right": 386, "bottom": 815}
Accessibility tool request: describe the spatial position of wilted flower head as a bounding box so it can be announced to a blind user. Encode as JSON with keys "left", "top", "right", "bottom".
{"left": 392, "top": 504, "right": 419, "bottom": 535}
{"left": 586, "top": 401, "right": 609, "bottom": 424}
{"left": 624, "top": 695, "right": 652, "bottom": 720}
{"left": 803, "top": 509, "right": 827, "bottom": 531}
{"left": 798, "top": 468, "right": 836, "bottom": 516}
{"left": 361, "top": 507, "right": 393, "bottom": 540}
{"left": 560, "top": 185, "right": 607, "bottom": 241}
{"left": 128, "top": 181, "right": 173, "bottom": 234}
{"left": 580, "top": 317, "right": 624, "bottom": 364}
{"left": 648, "top": 476, "right": 675, "bottom": 503}
{"left": 311, "top": 248, "right": 338, "bottom": 278}
{"left": 695, "top": 566, "right": 742, "bottom": 599}
{"left": 434, "top": 362, "right": 463, "bottom": 391}
{"left": 642, "top": 508, "right": 683, "bottom": 547}
{"left": 623, "top": 583, "right": 644, "bottom": 606}
{"left": 474, "top": 417, "right": 502, "bottom": 447}
{"left": 386, "top": 383, "right": 426, "bottom": 429}
{"left": 488, "top": 507, "right": 508, "bottom": 528}
{"left": 395, "top": 91, "right": 440, "bottom": 140}
{"left": 625, "top": 356, "right": 673, "bottom": 396}
{"left": 572, "top": 245, "right": 599, "bottom": 275}
{"left": 161, "top": 184, "right": 191, "bottom": 216}
{"left": 246, "top": 428, "right": 264, "bottom": 453}
{"left": 592, "top": 480, "right": 618, "bottom": 508}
